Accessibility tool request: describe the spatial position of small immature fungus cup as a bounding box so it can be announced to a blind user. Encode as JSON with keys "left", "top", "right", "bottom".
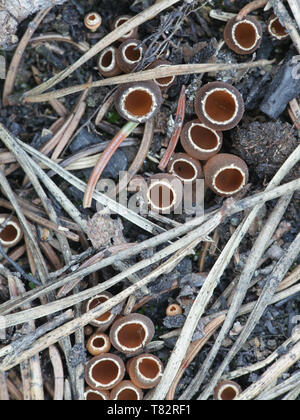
{"left": 224, "top": 16, "right": 262, "bottom": 55}
{"left": 147, "top": 59, "right": 175, "bottom": 91}
{"left": 147, "top": 173, "right": 183, "bottom": 213}
{"left": 98, "top": 46, "right": 122, "bottom": 77}
{"left": 204, "top": 153, "right": 249, "bottom": 197}
{"left": 195, "top": 82, "right": 244, "bottom": 131}
{"left": 116, "top": 39, "right": 145, "bottom": 73}
{"left": 84, "top": 291, "right": 116, "bottom": 331}
{"left": 84, "top": 387, "right": 110, "bottom": 401}
{"left": 109, "top": 313, "right": 155, "bottom": 355}
{"left": 166, "top": 303, "right": 182, "bottom": 317}
{"left": 114, "top": 81, "right": 163, "bottom": 123}
{"left": 167, "top": 153, "right": 203, "bottom": 183}
{"left": 0, "top": 214, "right": 23, "bottom": 248}
{"left": 110, "top": 380, "right": 143, "bottom": 401}
{"left": 127, "top": 353, "right": 164, "bottom": 389}
{"left": 213, "top": 380, "right": 242, "bottom": 400}
{"left": 267, "top": 15, "right": 289, "bottom": 40}
{"left": 85, "top": 353, "right": 125, "bottom": 391}
{"left": 181, "top": 119, "right": 223, "bottom": 161}
{"left": 84, "top": 12, "right": 102, "bottom": 32}
{"left": 86, "top": 332, "right": 111, "bottom": 356}
{"left": 111, "top": 15, "right": 139, "bottom": 43}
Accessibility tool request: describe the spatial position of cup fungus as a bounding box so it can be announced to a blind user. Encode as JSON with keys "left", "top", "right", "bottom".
{"left": 147, "top": 173, "right": 183, "bottom": 213}
{"left": 267, "top": 15, "right": 289, "bottom": 40}
{"left": 111, "top": 15, "right": 139, "bottom": 43}
{"left": 114, "top": 81, "right": 163, "bottom": 123}
{"left": 213, "top": 380, "right": 242, "bottom": 400}
{"left": 110, "top": 380, "right": 143, "bottom": 400}
{"left": 147, "top": 59, "right": 175, "bottom": 91}
{"left": 204, "top": 153, "right": 249, "bottom": 197}
{"left": 0, "top": 214, "right": 23, "bottom": 248}
{"left": 85, "top": 353, "right": 125, "bottom": 391}
{"left": 116, "top": 39, "right": 145, "bottom": 74}
{"left": 98, "top": 46, "right": 122, "bottom": 78}
{"left": 86, "top": 332, "right": 111, "bottom": 356}
{"left": 166, "top": 303, "right": 182, "bottom": 317}
{"left": 127, "top": 353, "right": 164, "bottom": 389}
{"left": 84, "top": 291, "right": 116, "bottom": 331}
{"left": 84, "top": 12, "right": 102, "bottom": 32}
{"left": 167, "top": 153, "right": 203, "bottom": 184}
{"left": 109, "top": 313, "right": 155, "bottom": 355}
{"left": 195, "top": 82, "right": 244, "bottom": 131}
{"left": 224, "top": 16, "right": 262, "bottom": 55}
{"left": 84, "top": 387, "right": 110, "bottom": 400}
{"left": 180, "top": 119, "right": 223, "bottom": 160}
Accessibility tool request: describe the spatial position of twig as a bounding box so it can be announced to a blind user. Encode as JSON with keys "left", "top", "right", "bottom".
{"left": 287, "top": 0, "right": 300, "bottom": 31}
{"left": 236, "top": 337, "right": 300, "bottom": 400}
{"left": 256, "top": 371, "right": 300, "bottom": 400}
{"left": 83, "top": 121, "right": 139, "bottom": 208}
{"left": 49, "top": 345, "right": 64, "bottom": 400}
{"left": 30, "top": 33, "right": 89, "bottom": 53}
{"left": 2, "top": 8, "right": 51, "bottom": 105}
{"left": 22, "top": 60, "right": 273, "bottom": 103}
{"left": 236, "top": 0, "right": 268, "bottom": 20}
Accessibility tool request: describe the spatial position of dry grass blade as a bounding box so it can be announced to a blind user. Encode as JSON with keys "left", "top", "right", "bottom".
{"left": 49, "top": 346, "right": 64, "bottom": 400}
{"left": 22, "top": 60, "right": 273, "bottom": 103}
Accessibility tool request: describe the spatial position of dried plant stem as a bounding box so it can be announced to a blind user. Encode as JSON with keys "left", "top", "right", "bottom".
{"left": 83, "top": 121, "right": 139, "bottom": 208}
{"left": 237, "top": 0, "right": 268, "bottom": 20}
{"left": 22, "top": 60, "right": 273, "bottom": 103}
{"left": 256, "top": 371, "right": 300, "bottom": 400}
{"left": 287, "top": 0, "right": 300, "bottom": 31}
{"left": 225, "top": 326, "right": 300, "bottom": 381}
{"left": 236, "top": 338, "right": 300, "bottom": 400}
{"left": 159, "top": 85, "right": 186, "bottom": 170}
{"left": 2, "top": 8, "right": 51, "bottom": 105}
{"left": 282, "top": 383, "right": 300, "bottom": 400}
{"left": 277, "top": 263, "right": 300, "bottom": 291}
{"left": 23, "top": 0, "right": 181, "bottom": 98}
{"left": 49, "top": 345, "right": 64, "bottom": 400}
{"left": 31, "top": 34, "right": 89, "bottom": 53}
{"left": 0, "top": 373, "right": 9, "bottom": 400}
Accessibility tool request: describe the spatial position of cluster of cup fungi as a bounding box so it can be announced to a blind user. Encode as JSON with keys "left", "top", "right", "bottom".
{"left": 83, "top": 8, "right": 289, "bottom": 214}
{"left": 79, "top": 7, "right": 290, "bottom": 400}
{"left": 83, "top": 292, "right": 164, "bottom": 400}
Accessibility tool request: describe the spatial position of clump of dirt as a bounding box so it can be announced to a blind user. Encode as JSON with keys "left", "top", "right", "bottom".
{"left": 230, "top": 121, "right": 300, "bottom": 183}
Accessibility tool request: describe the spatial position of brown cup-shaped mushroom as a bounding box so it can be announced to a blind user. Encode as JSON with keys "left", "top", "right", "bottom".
{"left": 213, "top": 380, "right": 242, "bottom": 400}
{"left": 98, "top": 46, "right": 122, "bottom": 77}
{"left": 127, "top": 353, "right": 164, "bottom": 389}
{"left": 114, "top": 81, "right": 163, "bottom": 123}
{"left": 195, "top": 82, "right": 244, "bottom": 131}
{"left": 204, "top": 153, "right": 249, "bottom": 197}
{"left": 224, "top": 16, "right": 262, "bottom": 55}
{"left": 84, "top": 12, "right": 102, "bottom": 32}
{"left": 109, "top": 313, "right": 155, "bottom": 355}
{"left": 110, "top": 380, "right": 143, "bottom": 400}
{"left": 167, "top": 153, "right": 203, "bottom": 183}
{"left": 84, "top": 387, "right": 110, "bottom": 400}
{"left": 166, "top": 303, "right": 182, "bottom": 317}
{"left": 86, "top": 332, "right": 111, "bottom": 356}
{"left": 267, "top": 15, "right": 289, "bottom": 40}
{"left": 111, "top": 15, "right": 139, "bottom": 43}
{"left": 181, "top": 119, "right": 223, "bottom": 161}
{"left": 116, "top": 39, "right": 145, "bottom": 73}
{"left": 0, "top": 214, "right": 23, "bottom": 248}
{"left": 147, "top": 59, "right": 175, "bottom": 91}
{"left": 85, "top": 353, "right": 125, "bottom": 390}
{"left": 147, "top": 173, "right": 183, "bottom": 214}
{"left": 84, "top": 291, "right": 116, "bottom": 331}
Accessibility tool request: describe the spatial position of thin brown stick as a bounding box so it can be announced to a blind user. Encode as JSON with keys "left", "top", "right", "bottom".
{"left": 237, "top": 0, "right": 268, "bottom": 20}
{"left": 49, "top": 345, "right": 64, "bottom": 400}
{"left": 2, "top": 8, "right": 51, "bottom": 105}
{"left": 22, "top": 60, "right": 273, "bottom": 103}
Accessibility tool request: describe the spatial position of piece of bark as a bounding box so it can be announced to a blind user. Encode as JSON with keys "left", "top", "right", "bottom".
{"left": 0, "top": 0, "right": 68, "bottom": 49}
